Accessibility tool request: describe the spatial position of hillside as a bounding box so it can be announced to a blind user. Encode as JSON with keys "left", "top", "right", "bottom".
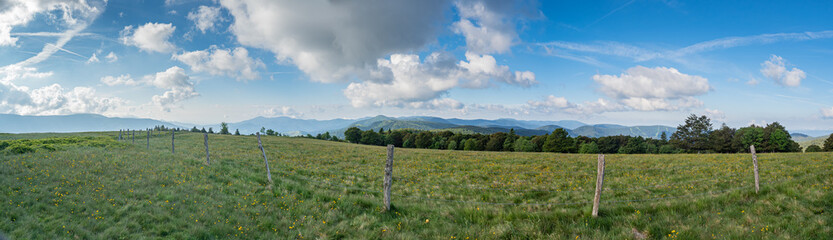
{"left": 570, "top": 125, "right": 675, "bottom": 138}
{"left": 1, "top": 132, "right": 830, "bottom": 239}
{"left": 797, "top": 135, "right": 828, "bottom": 150}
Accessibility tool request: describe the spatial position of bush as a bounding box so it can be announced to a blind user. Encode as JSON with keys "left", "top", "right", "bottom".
{"left": 578, "top": 142, "right": 600, "bottom": 154}
{"left": 658, "top": 144, "right": 678, "bottom": 154}
{"left": 0, "top": 141, "right": 9, "bottom": 151}
{"left": 7, "top": 144, "right": 34, "bottom": 154}
{"left": 805, "top": 144, "right": 822, "bottom": 152}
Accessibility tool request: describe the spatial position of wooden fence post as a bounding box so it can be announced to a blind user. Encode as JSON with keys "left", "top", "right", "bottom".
{"left": 204, "top": 133, "right": 210, "bottom": 165}
{"left": 132, "top": 129, "right": 135, "bottom": 144}
{"left": 592, "top": 154, "right": 606, "bottom": 217}
{"left": 384, "top": 144, "right": 395, "bottom": 212}
{"left": 146, "top": 129, "right": 150, "bottom": 149}
{"left": 750, "top": 145, "right": 759, "bottom": 193}
{"left": 119, "top": 129, "right": 122, "bottom": 141}
{"left": 171, "top": 130, "right": 175, "bottom": 154}
{"left": 257, "top": 132, "right": 273, "bottom": 183}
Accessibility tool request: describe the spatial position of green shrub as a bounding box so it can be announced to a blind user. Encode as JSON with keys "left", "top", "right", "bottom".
{"left": 7, "top": 144, "right": 35, "bottom": 154}
{"left": 0, "top": 141, "right": 9, "bottom": 150}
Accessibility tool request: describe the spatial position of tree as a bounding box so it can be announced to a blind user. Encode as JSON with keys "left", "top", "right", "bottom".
{"left": 660, "top": 132, "right": 668, "bottom": 142}
{"left": 415, "top": 132, "right": 434, "bottom": 149}
{"left": 234, "top": 129, "right": 240, "bottom": 135}
{"left": 463, "top": 138, "right": 477, "bottom": 151}
{"left": 578, "top": 142, "right": 600, "bottom": 154}
{"left": 344, "top": 127, "right": 362, "bottom": 144}
{"left": 805, "top": 144, "right": 822, "bottom": 152}
{"left": 824, "top": 134, "right": 833, "bottom": 152}
{"left": 670, "top": 114, "right": 712, "bottom": 152}
{"left": 447, "top": 140, "right": 458, "bottom": 150}
{"left": 259, "top": 127, "right": 266, "bottom": 134}
{"left": 486, "top": 132, "right": 508, "bottom": 151}
{"left": 360, "top": 130, "right": 383, "bottom": 145}
{"left": 220, "top": 122, "right": 230, "bottom": 134}
{"left": 709, "top": 124, "right": 735, "bottom": 153}
{"left": 191, "top": 126, "right": 199, "bottom": 132}
{"left": 265, "top": 129, "right": 274, "bottom": 136}
{"left": 734, "top": 126, "right": 764, "bottom": 152}
{"left": 208, "top": 127, "right": 214, "bottom": 134}
{"left": 513, "top": 138, "right": 535, "bottom": 152}
{"left": 542, "top": 128, "right": 575, "bottom": 153}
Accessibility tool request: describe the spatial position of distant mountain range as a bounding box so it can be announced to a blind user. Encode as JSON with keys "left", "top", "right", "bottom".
{"left": 3, "top": 113, "right": 830, "bottom": 140}
{"left": 0, "top": 114, "right": 180, "bottom": 133}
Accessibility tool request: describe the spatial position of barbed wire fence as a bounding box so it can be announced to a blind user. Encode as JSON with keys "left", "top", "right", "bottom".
{"left": 112, "top": 129, "right": 832, "bottom": 218}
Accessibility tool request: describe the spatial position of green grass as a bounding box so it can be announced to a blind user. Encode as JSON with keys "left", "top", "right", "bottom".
{"left": 0, "top": 131, "right": 830, "bottom": 239}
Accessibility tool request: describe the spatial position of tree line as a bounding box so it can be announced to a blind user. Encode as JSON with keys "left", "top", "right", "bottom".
{"left": 332, "top": 114, "right": 815, "bottom": 154}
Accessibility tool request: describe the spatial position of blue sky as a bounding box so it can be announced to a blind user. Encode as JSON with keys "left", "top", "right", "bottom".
{"left": 1, "top": 0, "right": 832, "bottom": 131}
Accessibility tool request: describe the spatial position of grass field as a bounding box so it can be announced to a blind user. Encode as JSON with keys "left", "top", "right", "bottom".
{"left": 1, "top": 131, "right": 831, "bottom": 239}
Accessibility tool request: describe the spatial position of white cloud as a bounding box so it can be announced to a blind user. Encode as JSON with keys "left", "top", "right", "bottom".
{"left": 822, "top": 107, "right": 833, "bottom": 119}
{"left": 760, "top": 55, "right": 805, "bottom": 87}
{"left": 0, "top": 0, "right": 104, "bottom": 46}
{"left": 120, "top": 23, "right": 177, "bottom": 53}
{"left": 704, "top": 108, "right": 726, "bottom": 122}
{"left": 452, "top": 1, "right": 517, "bottom": 54}
{"left": 526, "top": 95, "right": 623, "bottom": 115}
{"left": 746, "top": 78, "right": 759, "bottom": 86}
{"left": 86, "top": 53, "right": 99, "bottom": 63}
{"left": 187, "top": 6, "right": 223, "bottom": 33}
{"left": 100, "top": 74, "right": 138, "bottom": 86}
{"left": 0, "top": 82, "right": 123, "bottom": 115}
{"left": 264, "top": 106, "right": 303, "bottom": 118}
{"left": 593, "top": 66, "right": 710, "bottom": 111}
{"left": 142, "top": 66, "right": 198, "bottom": 111}
{"left": 220, "top": 0, "right": 448, "bottom": 83}
{"left": 104, "top": 52, "right": 118, "bottom": 62}
{"left": 0, "top": 65, "right": 53, "bottom": 83}
{"left": 343, "top": 52, "right": 536, "bottom": 107}
{"left": 173, "top": 46, "right": 264, "bottom": 80}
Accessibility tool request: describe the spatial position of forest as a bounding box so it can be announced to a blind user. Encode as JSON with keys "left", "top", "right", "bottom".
{"left": 328, "top": 114, "right": 817, "bottom": 154}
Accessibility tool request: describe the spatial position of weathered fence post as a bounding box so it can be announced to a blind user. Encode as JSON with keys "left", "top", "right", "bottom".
{"left": 119, "top": 129, "right": 122, "bottom": 141}
{"left": 750, "top": 145, "right": 760, "bottom": 193}
{"left": 146, "top": 129, "right": 150, "bottom": 149}
{"left": 171, "top": 130, "right": 175, "bottom": 154}
{"left": 204, "top": 132, "right": 210, "bottom": 165}
{"left": 592, "top": 154, "right": 606, "bottom": 217}
{"left": 132, "top": 129, "right": 135, "bottom": 143}
{"left": 256, "top": 132, "right": 273, "bottom": 183}
{"left": 383, "top": 144, "right": 395, "bottom": 212}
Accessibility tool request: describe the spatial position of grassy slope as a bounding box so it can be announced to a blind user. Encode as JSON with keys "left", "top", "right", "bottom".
{"left": 0, "top": 132, "right": 830, "bottom": 239}
{"left": 798, "top": 135, "right": 828, "bottom": 151}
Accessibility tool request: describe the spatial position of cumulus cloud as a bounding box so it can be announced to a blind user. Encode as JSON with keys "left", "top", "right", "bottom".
{"left": 343, "top": 52, "right": 536, "bottom": 107}
{"left": 0, "top": 82, "right": 123, "bottom": 115}
{"left": 104, "top": 52, "right": 118, "bottom": 62}
{"left": 100, "top": 74, "right": 138, "bottom": 86}
{"left": 220, "top": 0, "right": 451, "bottom": 82}
{"left": 120, "top": 23, "right": 177, "bottom": 53}
{"left": 760, "top": 55, "right": 805, "bottom": 87}
{"left": 142, "top": 66, "right": 199, "bottom": 111}
{"left": 451, "top": 0, "right": 536, "bottom": 54}
{"left": 173, "top": 46, "right": 264, "bottom": 80}
{"left": 593, "top": 66, "right": 710, "bottom": 111}
{"left": 187, "top": 6, "right": 223, "bottom": 33}
{"left": 822, "top": 107, "right": 833, "bottom": 119}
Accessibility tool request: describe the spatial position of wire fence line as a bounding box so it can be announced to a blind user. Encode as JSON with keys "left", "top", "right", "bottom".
{"left": 115, "top": 131, "right": 831, "bottom": 212}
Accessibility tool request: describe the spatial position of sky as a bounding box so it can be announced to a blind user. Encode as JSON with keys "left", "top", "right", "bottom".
{"left": 1, "top": 0, "right": 832, "bottom": 131}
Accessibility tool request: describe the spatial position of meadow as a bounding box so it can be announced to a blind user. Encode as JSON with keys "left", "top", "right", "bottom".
{"left": 0, "top": 131, "right": 830, "bottom": 239}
